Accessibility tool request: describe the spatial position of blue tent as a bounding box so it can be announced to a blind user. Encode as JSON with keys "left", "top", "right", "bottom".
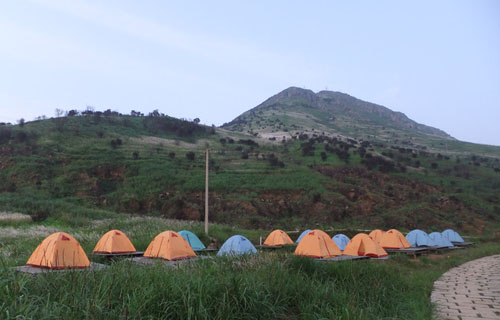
{"left": 296, "top": 229, "right": 311, "bottom": 243}
{"left": 441, "top": 229, "right": 465, "bottom": 243}
{"left": 406, "top": 229, "right": 437, "bottom": 247}
{"left": 429, "top": 232, "right": 454, "bottom": 247}
{"left": 217, "top": 235, "right": 257, "bottom": 257}
{"left": 178, "top": 230, "right": 206, "bottom": 251}
{"left": 332, "top": 234, "right": 350, "bottom": 251}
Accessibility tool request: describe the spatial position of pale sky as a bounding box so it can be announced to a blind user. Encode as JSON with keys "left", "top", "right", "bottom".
{"left": 0, "top": 0, "right": 499, "bottom": 145}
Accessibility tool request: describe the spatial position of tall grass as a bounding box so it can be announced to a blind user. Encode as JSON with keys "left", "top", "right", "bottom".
{"left": 1, "top": 213, "right": 499, "bottom": 319}
{"left": 1, "top": 240, "right": 498, "bottom": 319}
{"left": 0, "top": 255, "right": 430, "bottom": 319}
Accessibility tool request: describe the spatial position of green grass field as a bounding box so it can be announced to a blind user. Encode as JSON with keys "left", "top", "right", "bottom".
{"left": 1, "top": 213, "right": 499, "bottom": 319}
{"left": 1, "top": 113, "right": 500, "bottom": 319}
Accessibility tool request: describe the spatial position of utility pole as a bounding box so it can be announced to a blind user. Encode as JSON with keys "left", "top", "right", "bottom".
{"left": 205, "top": 149, "right": 209, "bottom": 235}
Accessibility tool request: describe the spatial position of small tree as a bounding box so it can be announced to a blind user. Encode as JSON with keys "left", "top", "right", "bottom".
{"left": 110, "top": 138, "right": 122, "bottom": 149}
{"left": 168, "top": 152, "right": 176, "bottom": 159}
{"left": 186, "top": 152, "right": 195, "bottom": 161}
{"left": 18, "top": 118, "right": 25, "bottom": 127}
{"left": 67, "top": 110, "right": 78, "bottom": 117}
{"left": 193, "top": 118, "right": 200, "bottom": 124}
{"left": 320, "top": 152, "right": 327, "bottom": 161}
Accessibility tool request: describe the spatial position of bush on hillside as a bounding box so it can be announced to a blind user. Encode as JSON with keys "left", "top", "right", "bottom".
{"left": 143, "top": 113, "right": 206, "bottom": 137}
{"left": 0, "top": 127, "right": 13, "bottom": 144}
{"left": 110, "top": 138, "right": 122, "bottom": 149}
{"left": 268, "top": 154, "right": 285, "bottom": 168}
{"left": 301, "top": 142, "right": 315, "bottom": 156}
{"left": 238, "top": 139, "right": 259, "bottom": 147}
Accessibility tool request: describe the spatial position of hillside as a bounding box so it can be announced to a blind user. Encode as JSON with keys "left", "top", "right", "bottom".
{"left": 223, "top": 87, "right": 500, "bottom": 158}
{"left": 1, "top": 106, "right": 499, "bottom": 234}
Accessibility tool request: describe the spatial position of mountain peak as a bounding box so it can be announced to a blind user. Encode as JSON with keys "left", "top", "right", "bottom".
{"left": 222, "top": 87, "right": 454, "bottom": 144}
{"left": 263, "top": 87, "right": 318, "bottom": 106}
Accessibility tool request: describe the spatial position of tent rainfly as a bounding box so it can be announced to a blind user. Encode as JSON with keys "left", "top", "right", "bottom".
{"left": 93, "top": 229, "right": 136, "bottom": 254}
{"left": 332, "top": 234, "right": 350, "bottom": 251}
{"left": 441, "top": 229, "right": 465, "bottom": 243}
{"left": 368, "top": 229, "right": 385, "bottom": 245}
{"left": 178, "top": 230, "right": 206, "bottom": 251}
{"left": 429, "top": 232, "right": 454, "bottom": 247}
{"left": 296, "top": 229, "right": 312, "bottom": 243}
{"left": 294, "top": 230, "right": 341, "bottom": 259}
{"left": 144, "top": 231, "right": 196, "bottom": 261}
{"left": 405, "top": 229, "right": 436, "bottom": 247}
{"left": 343, "top": 233, "right": 388, "bottom": 258}
{"left": 379, "top": 229, "right": 411, "bottom": 249}
{"left": 264, "top": 229, "right": 294, "bottom": 246}
{"left": 26, "top": 232, "right": 91, "bottom": 269}
{"left": 217, "top": 235, "right": 257, "bottom": 256}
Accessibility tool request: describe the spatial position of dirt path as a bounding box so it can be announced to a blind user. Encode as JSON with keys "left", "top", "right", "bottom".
{"left": 431, "top": 254, "right": 500, "bottom": 319}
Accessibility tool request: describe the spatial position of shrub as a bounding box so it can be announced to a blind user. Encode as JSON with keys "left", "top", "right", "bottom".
{"left": 238, "top": 139, "right": 259, "bottom": 147}
{"left": 110, "top": 138, "right": 122, "bottom": 149}
{"left": 301, "top": 142, "right": 315, "bottom": 156}
{"left": 268, "top": 154, "right": 284, "bottom": 168}
{"left": 0, "top": 127, "right": 13, "bottom": 143}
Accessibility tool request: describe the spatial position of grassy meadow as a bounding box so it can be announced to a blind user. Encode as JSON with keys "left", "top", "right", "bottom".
{"left": 1, "top": 212, "right": 499, "bottom": 319}
{"left": 1, "top": 113, "right": 500, "bottom": 318}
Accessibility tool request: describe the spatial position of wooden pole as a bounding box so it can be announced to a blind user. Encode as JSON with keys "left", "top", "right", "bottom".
{"left": 205, "top": 149, "right": 209, "bottom": 235}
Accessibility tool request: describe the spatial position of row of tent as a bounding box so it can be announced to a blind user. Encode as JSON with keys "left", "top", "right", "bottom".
{"left": 24, "top": 228, "right": 466, "bottom": 269}
{"left": 295, "top": 228, "right": 465, "bottom": 249}
{"left": 405, "top": 229, "right": 464, "bottom": 247}
{"left": 25, "top": 230, "right": 257, "bottom": 269}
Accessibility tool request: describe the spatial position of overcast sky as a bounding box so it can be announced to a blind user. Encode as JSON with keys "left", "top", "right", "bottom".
{"left": 0, "top": 0, "right": 499, "bottom": 145}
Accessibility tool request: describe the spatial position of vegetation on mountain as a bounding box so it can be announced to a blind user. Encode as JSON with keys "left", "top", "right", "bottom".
{"left": 1, "top": 89, "right": 500, "bottom": 319}
{"left": 0, "top": 97, "right": 499, "bottom": 234}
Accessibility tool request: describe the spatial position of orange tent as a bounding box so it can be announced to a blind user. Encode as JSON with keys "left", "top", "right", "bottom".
{"left": 26, "top": 232, "right": 90, "bottom": 269}
{"left": 144, "top": 231, "right": 196, "bottom": 261}
{"left": 343, "top": 233, "right": 388, "bottom": 258}
{"left": 264, "top": 229, "right": 294, "bottom": 246}
{"left": 310, "top": 229, "right": 330, "bottom": 241}
{"left": 294, "top": 230, "right": 341, "bottom": 258}
{"left": 368, "top": 229, "right": 385, "bottom": 244}
{"left": 93, "top": 229, "right": 136, "bottom": 254}
{"left": 379, "top": 229, "right": 411, "bottom": 249}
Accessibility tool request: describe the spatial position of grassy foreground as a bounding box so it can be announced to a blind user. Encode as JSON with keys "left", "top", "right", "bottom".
{"left": 1, "top": 214, "right": 499, "bottom": 319}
